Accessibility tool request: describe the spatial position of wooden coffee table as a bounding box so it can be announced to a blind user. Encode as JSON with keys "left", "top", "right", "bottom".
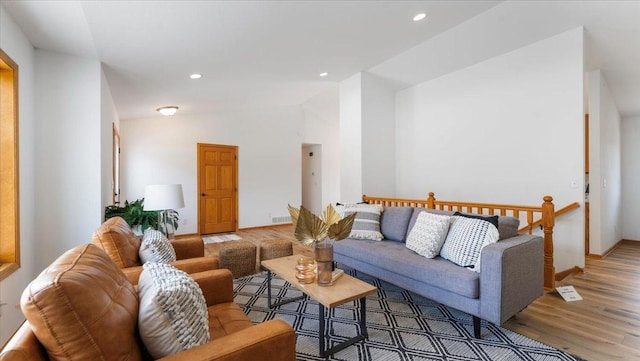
{"left": 261, "top": 255, "right": 377, "bottom": 357}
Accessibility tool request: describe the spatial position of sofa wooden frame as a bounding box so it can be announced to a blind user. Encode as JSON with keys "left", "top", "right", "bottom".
{"left": 362, "top": 192, "right": 568, "bottom": 290}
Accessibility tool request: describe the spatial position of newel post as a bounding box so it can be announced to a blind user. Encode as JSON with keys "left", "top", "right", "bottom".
{"left": 542, "top": 196, "right": 555, "bottom": 290}
{"left": 427, "top": 192, "right": 436, "bottom": 209}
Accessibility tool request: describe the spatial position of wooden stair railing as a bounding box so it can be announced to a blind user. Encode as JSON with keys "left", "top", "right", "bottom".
{"left": 518, "top": 202, "right": 580, "bottom": 233}
{"left": 363, "top": 192, "right": 560, "bottom": 290}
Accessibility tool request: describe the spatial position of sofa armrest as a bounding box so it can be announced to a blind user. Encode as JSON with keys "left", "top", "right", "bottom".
{"left": 190, "top": 269, "right": 234, "bottom": 306}
{"left": 0, "top": 321, "right": 48, "bottom": 361}
{"left": 122, "top": 257, "right": 220, "bottom": 285}
{"left": 158, "top": 320, "right": 296, "bottom": 361}
{"left": 479, "top": 234, "right": 543, "bottom": 325}
{"left": 171, "top": 238, "right": 205, "bottom": 259}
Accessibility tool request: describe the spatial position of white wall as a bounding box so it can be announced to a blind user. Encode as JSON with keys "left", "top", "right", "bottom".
{"left": 361, "top": 72, "right": 396, "bottom": 197}
{"left": 301, "top": 144, "right": 322, "bottom": 215}
{"left": 621, "top": 116, "right": 640, "bottom": 241}
{"left": 588, "top": 70, "right": 623, "bottom": 254}
{"left": 101, "top": 67, "right": 119, "bottom": 213}
{"left": 395, "top": 28, "right": 585, "bottom": 271}
{"left": 0, "top": 5, "right": 37, "bottom": 345}
{"left": 339, "top": 72, "right": 397, "bottom": 202}
{"left": 0, "top": 6, "right": 41, "bottom": 344}
{"left": 339, "top": 74, "right": 363, "bottom": 203}
{"left": 120, "top": 106, "right": 303, "bottom": 232}
{"left": 35, "top": 50, "right": 103, "bottom": 267}
{"left": 300, "top": 88, "right": 341, "bottom": 208}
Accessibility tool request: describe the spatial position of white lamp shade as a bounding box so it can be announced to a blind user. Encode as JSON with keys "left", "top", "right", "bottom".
{"left": 143, "top": 184, "right": 185, "bottom": 210}
{"left": 157, "top": 106, "right": 179, "bottom": 116}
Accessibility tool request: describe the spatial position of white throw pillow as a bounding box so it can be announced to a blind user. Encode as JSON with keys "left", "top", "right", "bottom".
{"left": 343, "top": 204, "right": 384, "bottom": 241}
{"left": 439, "top": 216, "right": 499, "bottom": 272}
{"left": 139, "top": 228, "right": 177, "bottom": 264}
{"left": 138, "top": 262, "right": 210, "bottom": 358}
{"left": 405, "top": 212, "right": 451, "bottom": 258}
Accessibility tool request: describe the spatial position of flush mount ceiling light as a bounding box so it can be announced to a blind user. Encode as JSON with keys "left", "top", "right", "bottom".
{"left": 319, "top": 72, "right": 328, "bottom": 77}
{"left": 190, "top": 73, "right": 202, "bottom": 79}
{"left": 157, "top": 106, "right": 179, "bottom": 116}
{"left": 413, "top": 13, "right": 427, "bottom": 21}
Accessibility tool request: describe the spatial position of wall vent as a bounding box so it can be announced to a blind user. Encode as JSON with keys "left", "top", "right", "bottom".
{"left": 272, "top": 215, "right": 292, "bottom": 224}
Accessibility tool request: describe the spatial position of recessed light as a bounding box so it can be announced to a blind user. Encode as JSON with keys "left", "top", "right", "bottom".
{"left": 190, "top": 73, "right": 202, "bottom": 79}
{"left": 319, "top": 72, "right": 328, "bottom": 77}
{"left": 413, "top": 13, "right": 426, "bottom": 22}
{"left": 157, "top": 106, "right": 179, "bottom": 116}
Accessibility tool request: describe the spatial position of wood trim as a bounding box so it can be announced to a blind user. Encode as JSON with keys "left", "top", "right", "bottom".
{"left": 0, "top": 48, "right": 20, "bottom": 277}
{"left": 584, "top": 201, "right": 590, "bottom": 255}
{"left": 239, "top": 223, "right": 293, "bottom": 231}
{"left": 587, "top": 239, "right": 633, "bottom": 259}
{"left": 519, "top": 202, "right": 580, "bottom": 233}
{"left": 363, "top": 193, "right": 558, "bottom": 290}
{"left": 585, "top": 114, "right": 589, "bottom": 173}
{"left": 555, "top": 266, "right": 583, "bottom": 281}
{"left": 0, "top": 263, "right": 19, "bottom": 282}
{"left": 112, "top": 123, "right": 121, "bottom": 205}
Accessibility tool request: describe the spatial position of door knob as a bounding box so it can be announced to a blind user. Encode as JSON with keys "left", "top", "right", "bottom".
{"left": 201, "top": 193, "right": 205, "bottom": 196}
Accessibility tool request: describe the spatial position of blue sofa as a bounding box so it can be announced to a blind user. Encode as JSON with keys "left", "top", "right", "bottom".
{"left": 334, "top": 206, "right": 543, "bottom": 338}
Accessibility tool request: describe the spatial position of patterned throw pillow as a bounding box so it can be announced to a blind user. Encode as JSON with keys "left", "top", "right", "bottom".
{"left": 344, "top": 204, "right": 384, "bottom": 241}
{"left": 139, "top": 228, "right": 177, "bottom": 264}
{"left": 439, "top": 216, "right": 499, "bottom": 272}
{"left": 405, "top": 212, "right": 452, "bottom": 258}
{"left": 138, "top": 262, "right": 210, "bottom": 358}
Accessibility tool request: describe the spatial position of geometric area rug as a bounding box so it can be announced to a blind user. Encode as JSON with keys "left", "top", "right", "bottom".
{"left": 233, "top": 269, "right": 583, "bottom": 361}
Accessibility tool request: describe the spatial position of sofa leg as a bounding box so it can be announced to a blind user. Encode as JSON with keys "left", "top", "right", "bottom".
{"left": 473, "top": 316, "right": 481, "bottom": 339}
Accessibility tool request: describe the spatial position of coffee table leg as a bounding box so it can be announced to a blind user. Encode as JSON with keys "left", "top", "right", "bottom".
{"left": 319, "top": 303, "right": 326, "bottom": 356}
{"left": 267, "top": 270, "right": 273, "bottom": 308}
{"left": 266, "top": 270, "right": 305, "bottom": 309}
{"left": 360, "top": 297, "right": 368, "bottom": 339}
{"left": 318, "top": 296, "right": 368, "bottom": 358}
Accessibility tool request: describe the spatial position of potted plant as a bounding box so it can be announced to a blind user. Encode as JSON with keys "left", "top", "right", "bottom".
{"left": 105, "top": 198, "right": 180, "bottom": 236}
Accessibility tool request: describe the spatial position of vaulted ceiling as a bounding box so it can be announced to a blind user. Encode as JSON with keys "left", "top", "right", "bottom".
{"left": 3, "top": 1, "right": 639, "bottom": 119}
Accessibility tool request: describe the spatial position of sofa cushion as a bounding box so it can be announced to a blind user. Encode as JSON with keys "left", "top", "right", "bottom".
{"left": 453, "top": 211, "right": 498, "bottom": 229}
{"left": 92, "top": 216, "right": 142, "bottom": 268}
{"left": 452, "top": 212, "right": 521, "bottom": 240}
{"left": 207, "top": 303, "right": 255, "bottom": 340}
{"left": 380, "top": 207, "right": 414, "bottom": 242}
{"left": 498, "top": 216, "right": 520, "bottom": 240}
{"left": 405, "top": 212, "right": 451, "bottom": 258}
{"left": 440, "top": 216, "right": 499, "bottom": 272}
{"left": 407, "top": 208, "right": 455, "bottom": 236}
{"left": 344, "top": 204, "right": 384, "bottom": 241}
{"left": 335, "top": 238, "right": 479, "bottom": 298}
{"left": 20, "top": 244, "right": 142, "bottom": 361}
{"left": 139, "top": 228, "right": 177, "bottom": 264}
{"left": 138, "top": 263, "right": 210, "bottom": 358}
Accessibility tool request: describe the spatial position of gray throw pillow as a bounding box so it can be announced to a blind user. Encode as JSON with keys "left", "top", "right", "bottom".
{"left": 380, "top": 207, "right": 414, "bottom": 242}
{"left": 498, "top": 216, "right": 520, "bottom": 240}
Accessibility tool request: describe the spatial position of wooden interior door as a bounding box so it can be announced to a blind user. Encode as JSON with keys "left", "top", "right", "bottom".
{"left": 198, "top": 144, "right": 238, "bottom": 234}
{"left": 585, "top": 114, "right": 590, "bottom": 255}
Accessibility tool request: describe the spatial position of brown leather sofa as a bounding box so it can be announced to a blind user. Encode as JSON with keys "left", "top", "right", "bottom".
{"left": 0, "top": 244, "right": 296, "bottom": 361}
{"left": 92, "top": 216, "right": 219, "bottom": 284}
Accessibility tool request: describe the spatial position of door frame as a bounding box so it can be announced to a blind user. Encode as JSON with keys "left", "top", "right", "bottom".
{"left": 197, "top": 143, "right": 239, "bottom": 235}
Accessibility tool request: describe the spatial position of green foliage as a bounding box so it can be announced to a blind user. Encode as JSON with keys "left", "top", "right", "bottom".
{"left": 104, "top": 198, "right": 180, "bottom": 232}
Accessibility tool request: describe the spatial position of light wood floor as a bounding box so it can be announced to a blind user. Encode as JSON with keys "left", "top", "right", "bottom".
{"left": 200, "top": 226, "right": 640, "bottom": 361}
